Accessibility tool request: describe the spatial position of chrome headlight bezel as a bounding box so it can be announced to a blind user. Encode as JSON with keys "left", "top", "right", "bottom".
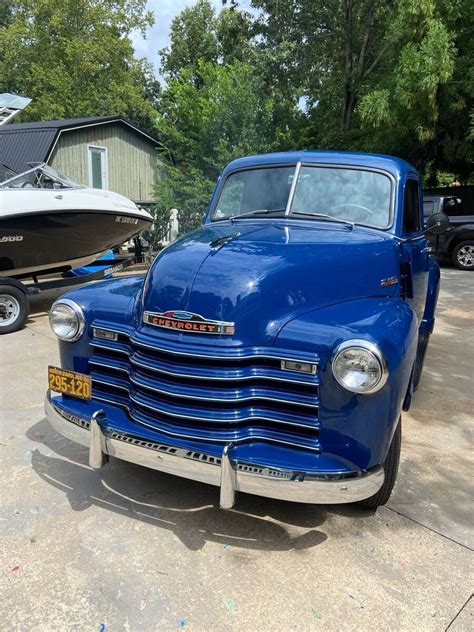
{"left": 49, "top": 299, "right": 85, "bottom": 342}
{"left": 331, "top": 339, "right": 388, "bottom": 394}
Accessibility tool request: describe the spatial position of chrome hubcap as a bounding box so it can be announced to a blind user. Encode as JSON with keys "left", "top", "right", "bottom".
{"left": 0, "top": 294, "right": 20, "bottom": 327}
{"left": 457, "top": 245, "right": 474, "bottom": 267}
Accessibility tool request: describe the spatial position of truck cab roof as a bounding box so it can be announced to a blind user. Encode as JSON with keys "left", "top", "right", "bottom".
{"left": 223, "top": 150, "right": 418, "bottom": 180}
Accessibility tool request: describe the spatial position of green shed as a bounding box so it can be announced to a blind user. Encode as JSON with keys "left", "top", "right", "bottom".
{"left": 0, "top": 116, "right": 161, "bottom": 204}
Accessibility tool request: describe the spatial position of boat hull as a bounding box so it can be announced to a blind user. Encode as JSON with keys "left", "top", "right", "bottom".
{"left": 0, "top": 210, "right": 151, "bottom": 278}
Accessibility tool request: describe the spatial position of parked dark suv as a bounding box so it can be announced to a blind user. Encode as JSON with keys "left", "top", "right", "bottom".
{"left": 424, "top": 195, "right": 474, "bottom": 270}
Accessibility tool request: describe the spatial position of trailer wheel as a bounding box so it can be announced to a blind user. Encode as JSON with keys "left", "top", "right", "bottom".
{"left": 357, "top": 417, "right": 401, "bottom": 509}
{"left": 0, "top": 285, "right": 29, "bottom": 334}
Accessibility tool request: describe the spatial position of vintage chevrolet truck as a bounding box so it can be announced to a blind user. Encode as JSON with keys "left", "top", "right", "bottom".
{"left": 45, "top": 151, "right": 448, "bottom": 509}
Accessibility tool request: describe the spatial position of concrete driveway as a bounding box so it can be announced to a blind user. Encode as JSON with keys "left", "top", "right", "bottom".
{"left": 1, "top": 268, "right": 473, "bottom": 631}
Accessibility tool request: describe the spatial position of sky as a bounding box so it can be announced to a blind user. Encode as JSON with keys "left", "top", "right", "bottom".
{"left": 131, "top": 0, "right": 252, "bottom": 79}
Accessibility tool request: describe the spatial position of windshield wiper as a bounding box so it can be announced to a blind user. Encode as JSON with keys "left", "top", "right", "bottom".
{"left": 229, "top": 208, "right": 286, "bottom": 222}
{"left": 289, "top": 212, "right": 354, "bottom": 228}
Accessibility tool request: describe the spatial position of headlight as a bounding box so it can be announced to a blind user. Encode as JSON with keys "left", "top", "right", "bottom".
{"left": 49, "top": 299, "right": 85, "bottom": 341}
{"left": 332, "top": 340, "right": 388, "bottom": 394}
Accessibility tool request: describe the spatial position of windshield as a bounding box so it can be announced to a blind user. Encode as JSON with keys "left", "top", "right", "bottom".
{"left": 213, "top": 164, "right": 392, "bottom": 229}
{"left": 0, "top": 163, "right": 82, "bottom": 189}
{"left": 0, "top": 164, "right": 16, "bottom": 183}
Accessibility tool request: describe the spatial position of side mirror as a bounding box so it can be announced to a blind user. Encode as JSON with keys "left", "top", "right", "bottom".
{"left": 425, "top": 212, "right": 449, "bottom": 235}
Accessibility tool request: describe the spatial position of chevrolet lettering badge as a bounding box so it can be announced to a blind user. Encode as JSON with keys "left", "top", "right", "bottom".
{"left": 144, "top": 310, "right": 235, "bottom": 335}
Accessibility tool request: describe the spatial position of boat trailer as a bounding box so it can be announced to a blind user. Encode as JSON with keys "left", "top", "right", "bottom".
{"left": 0, "top": 255, "right": 135, "bottom": 334}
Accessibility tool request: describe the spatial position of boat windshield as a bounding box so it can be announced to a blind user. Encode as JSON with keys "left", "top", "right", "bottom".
{"left": 0, "top": 163, "right": 83, "bottom": 189}
{"left": 0, "top": 164, "right": 17, "bottom": 183}
{"left": 212, "top": 164, "right": 393, "bottom": 229}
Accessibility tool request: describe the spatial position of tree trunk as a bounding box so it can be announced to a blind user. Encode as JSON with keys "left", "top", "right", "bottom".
{"left": 341, "top": 0, "right": 353, "bottom": 131}
{"left": 342, "top": 90, "right": 357, "bottom": 131}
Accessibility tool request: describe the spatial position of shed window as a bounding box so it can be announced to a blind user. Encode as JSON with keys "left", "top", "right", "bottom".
{"left": 403, "top": 179, "right": 420, "bottom": 233}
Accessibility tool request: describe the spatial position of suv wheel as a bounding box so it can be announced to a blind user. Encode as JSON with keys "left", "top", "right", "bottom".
{"left": 358, "top": 417, "right": 401, "bottom": 509}
{"left": 452, "top": 241, "right": 474, "bottom": 270}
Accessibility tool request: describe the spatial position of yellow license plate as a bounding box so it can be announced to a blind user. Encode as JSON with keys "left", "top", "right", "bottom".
{"left": 48, "top": 366, "right": 92, "bottom": 400}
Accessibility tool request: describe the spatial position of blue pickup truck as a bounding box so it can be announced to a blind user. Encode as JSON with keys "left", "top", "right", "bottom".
{"left": 45, "top": 151, "right": 448, "bottom": 510}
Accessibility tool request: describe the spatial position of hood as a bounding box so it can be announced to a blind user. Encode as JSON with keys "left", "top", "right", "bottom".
{"left": 140, "top": 221, "right": 401, "bottom": 347}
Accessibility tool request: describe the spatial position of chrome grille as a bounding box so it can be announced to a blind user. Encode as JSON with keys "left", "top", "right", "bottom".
{"left": 88, "top": 328, "right": 320, "bottom": 452}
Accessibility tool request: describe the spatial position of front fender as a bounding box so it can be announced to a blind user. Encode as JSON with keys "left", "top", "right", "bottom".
{"left": 56, "top": 275, "right": 144, "bottom": 373}
{"left": 275, "top": 297, "right": 418, "bottom": 469}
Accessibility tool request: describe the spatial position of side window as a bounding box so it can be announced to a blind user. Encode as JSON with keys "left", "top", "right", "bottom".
{"left": 423, "top": 200, "right": 435, "bottom": 218}
{"left": 444, "top": 196, "right": 464, "bottom": 217}
{"left": 403, "top": 179, "right": 420, "bottom": 233}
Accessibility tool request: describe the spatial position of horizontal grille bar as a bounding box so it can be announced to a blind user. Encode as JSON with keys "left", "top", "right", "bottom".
{"left": 88, "top": 327, "right": 320, "bottom": 451}
{"left": 90, "top": 388, "right": 320, "bottom": 452}
{"left": 91, "top": 341, "right": 320, "bottom": 386}
{"left": 89, "top": 361, "right": 319, "bottom": 407}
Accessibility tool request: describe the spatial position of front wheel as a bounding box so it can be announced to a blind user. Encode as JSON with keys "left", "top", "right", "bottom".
{"left": 358, "top": 417, "right": 401, "bottom": 509}
{"left": 0, "top": 285, "right": 29, "bottom": 334}
{"left": 452, "top": 240, "right": 474, "bottom": 270}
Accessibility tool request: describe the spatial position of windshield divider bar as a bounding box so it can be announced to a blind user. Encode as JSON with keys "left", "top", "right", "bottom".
{"left": 285, "top": 162, "right": 301, "bottom": 217}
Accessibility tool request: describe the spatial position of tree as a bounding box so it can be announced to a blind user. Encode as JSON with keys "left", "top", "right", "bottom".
{"left": 160, "top": 0, "right": 219, "bottom": 83}
{"left": 217, "top": 4, "right": 254, "bottom": 65}
{"left": 0, "top": 0, "right": 13, "bottom": 27}
{"left": 359, "top": 0, "right": 473, "bottom": 183}
{"left": 251, "top": 0, "right": 392, "bottom": 133}
{"left": 0, "top": 0, "right": 157, "bottom": 129}
{"left": 154, "top": 60, "right": 278, "bottom": 234}
{"left": 251, "top": 0, "right": 472, "bottom": 183}
{"left": 160, "top": 0, "right": 254, "bottom": 83}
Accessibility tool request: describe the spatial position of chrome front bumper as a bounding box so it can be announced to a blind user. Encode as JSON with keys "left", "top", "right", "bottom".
{"left": 45, "top": 393, "right": 385, "bottom": 508}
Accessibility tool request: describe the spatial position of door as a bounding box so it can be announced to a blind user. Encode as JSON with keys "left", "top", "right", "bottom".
{"left": 88, "top": 146, "right": 108, "bottom": 189}
{"left": 401, "top": 178, "right": 429, "bottom": 321}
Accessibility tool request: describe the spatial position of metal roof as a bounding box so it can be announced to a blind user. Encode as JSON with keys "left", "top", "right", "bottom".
{"left": 0, "top": 116, "right": 158, "bottom": 173}
{"left": 0, "top": 128, "right": 57, "bottom": 173}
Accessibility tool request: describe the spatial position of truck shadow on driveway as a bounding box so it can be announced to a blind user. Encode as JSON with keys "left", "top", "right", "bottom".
{"left": 25, "top": 417, "right": 374, "bottom": 552}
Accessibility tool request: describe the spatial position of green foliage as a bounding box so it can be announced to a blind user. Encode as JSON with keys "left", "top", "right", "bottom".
{"left": 155, "top": 59, "right": 279, "bottom": 233}
{"left": 154, "top": 165, "right": 215, "bottom": 236}
{"left": 0, "top": 0, "right": 157, "bottom": 129}
{"left": 2, "top": 0, "right": 471, "bottom": 230}
{"left": 160, "top": 0, "right": 219, "bottom": 82}
{"left": 154, "top": 0, "right": 472, "bottom": 232}
{"left": 435, "top": 171, "right": 458, "bottom": 186}
{"left": 160, "top": 1, "right": 254, "bottom": 83}
{"left": 358, "top": 0, "right": 472, "bottom": 182}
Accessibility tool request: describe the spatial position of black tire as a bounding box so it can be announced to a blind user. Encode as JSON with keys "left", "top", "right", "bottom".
{"left": 452, "top": 240, "right": 474, "bottom": 270}
{"left": 358, "top": 417, "right": 401, "bottom": 509}
{"left": 412, "top": 330, "right": 430, "bottom": 391}
{"left": 0, "top": 285, "right": 29, "bottom": 334}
